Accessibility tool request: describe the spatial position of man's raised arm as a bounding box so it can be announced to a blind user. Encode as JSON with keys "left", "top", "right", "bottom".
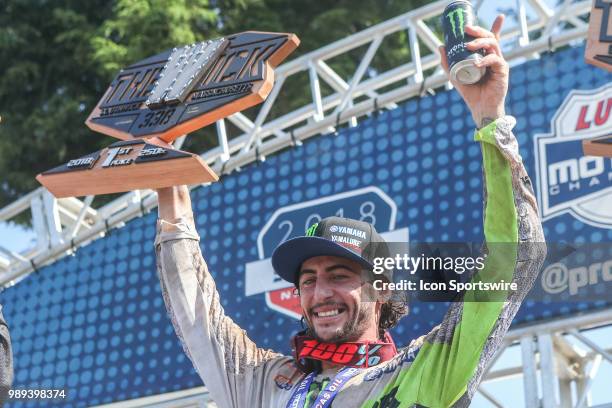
{"left": 373, "top": 16, "right": 547, "bottom": 408}
{"left": 155, "top": 185, "right": 285, "bottom": 407}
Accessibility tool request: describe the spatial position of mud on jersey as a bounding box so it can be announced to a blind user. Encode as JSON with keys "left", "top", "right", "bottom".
{"left": 154, "top": 116, "right": 547, "bottom": 408}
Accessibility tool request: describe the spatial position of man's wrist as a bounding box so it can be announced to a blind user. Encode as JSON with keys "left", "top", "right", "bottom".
{"left": 474, "top": 111, "right": 505, "bottom": 129}
{"left": 477, "top": 116, "right": 499, "bottom": 129}
{"left": 157, "top": 185, "right": 193, "bottom": 221}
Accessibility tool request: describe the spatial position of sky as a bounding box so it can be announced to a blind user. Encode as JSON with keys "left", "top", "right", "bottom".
{"left": 0, "top": 221, "right": 36, "bottom": 255}
{"left": 0, "top": 0, "right": 610, "bottom": 406}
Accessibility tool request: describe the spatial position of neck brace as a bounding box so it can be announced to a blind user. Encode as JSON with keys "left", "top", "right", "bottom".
{"left": 292, "top": 331, "right": 397, "bottom": 372}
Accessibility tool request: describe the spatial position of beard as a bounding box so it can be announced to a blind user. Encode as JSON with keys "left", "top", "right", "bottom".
{"left": 308, "top": 302, "right": 375, "bottom": 343}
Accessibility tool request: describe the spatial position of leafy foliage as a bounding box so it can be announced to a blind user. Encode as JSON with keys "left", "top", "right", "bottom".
{"left": 0, "top": 0, "right": 425, "bottom": 210}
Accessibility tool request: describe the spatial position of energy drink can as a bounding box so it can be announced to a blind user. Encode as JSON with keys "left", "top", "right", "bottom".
{"left": 442, "top": 0, "right": 485, "bottom": 85}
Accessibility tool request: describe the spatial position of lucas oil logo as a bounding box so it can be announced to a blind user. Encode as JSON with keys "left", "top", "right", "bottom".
{"left": 534, "top": 84, "right": 612, "bottom": 228}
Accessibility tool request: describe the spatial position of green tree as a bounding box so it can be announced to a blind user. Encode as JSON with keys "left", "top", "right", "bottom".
{"left": 0, "top": 0, "right": 426, "bottom": 211}
{"left": 91, "top": 0, "right": 219, "bottom": 78}
{"left": 0, "top": 0, "right": 114, "bottom": 206}
{"left": 216, "top": 0, "right": 429, "bottom": 118}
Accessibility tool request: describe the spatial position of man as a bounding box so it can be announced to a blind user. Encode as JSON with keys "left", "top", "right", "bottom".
{"left": 0, "top": 120, "right": 14, "bottom": 406}
{"left": 154, "top": 15, "right": 546, "bottom": 407}
{"left": 0, "top": 305, "right": 13, "bottom": 405}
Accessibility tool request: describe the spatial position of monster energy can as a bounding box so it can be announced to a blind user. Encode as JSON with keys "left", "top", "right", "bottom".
{"left": 442, "top": 0, "right": 485, "bottom": 85}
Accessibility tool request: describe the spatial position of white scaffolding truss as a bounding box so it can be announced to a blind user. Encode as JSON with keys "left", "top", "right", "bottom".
{"left": 479, "top": 310, "right": 612, "bottom": 408}
{"left": 0, "top": 0, "right": 594, "bottom": 287}
{"left": 2, "top": 0, "right": 610, "bottom": 407}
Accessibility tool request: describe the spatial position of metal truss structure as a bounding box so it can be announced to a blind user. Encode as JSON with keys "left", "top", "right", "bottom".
{"left": 0, "top": 0, "right": 594, "bottom": 287}
{"left": 479, "top": 309, "right": 612, "bottom": 408}
{"left": 1, "top": 0, "right": 609, "bottom": 407}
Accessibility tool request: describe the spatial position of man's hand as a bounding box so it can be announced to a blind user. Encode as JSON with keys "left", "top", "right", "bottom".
{"left": 438, "top": 15, "right": 509, "bottom": 128}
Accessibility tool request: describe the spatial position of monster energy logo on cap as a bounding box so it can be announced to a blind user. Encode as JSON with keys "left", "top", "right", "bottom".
{"left": 305, "top": 223, "right": 319, "bottom": 237}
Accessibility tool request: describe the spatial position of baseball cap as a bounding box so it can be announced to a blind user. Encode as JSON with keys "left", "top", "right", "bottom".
{"left": 271, "top": 216, "right": 391, "bottom": 285}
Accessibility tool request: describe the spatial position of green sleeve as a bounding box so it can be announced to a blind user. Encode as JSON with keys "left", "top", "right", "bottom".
{"left": 364, "top": 117, "right": 546, "bottom": 408}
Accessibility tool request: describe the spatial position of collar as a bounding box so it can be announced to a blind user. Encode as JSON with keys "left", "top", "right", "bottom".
{"left": 292, "top": 331, "right": 397, "bottom": 372}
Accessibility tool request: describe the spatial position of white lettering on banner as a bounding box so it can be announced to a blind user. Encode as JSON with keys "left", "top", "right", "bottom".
{"left": 541, "top": 259, "right": 612, "bottom": 295}
{"left": 547, "top": 157, "right": 609, "bottom": 187}
{"left": 548, "top": 158, "right": 606, "bottom": 185}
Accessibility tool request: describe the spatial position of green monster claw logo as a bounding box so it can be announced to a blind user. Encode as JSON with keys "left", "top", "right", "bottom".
{"left": 305, "top": 223, "right": 319, "bottom": 237}
{"left": 447, "top": 8, "right": 466, "bottom": 39}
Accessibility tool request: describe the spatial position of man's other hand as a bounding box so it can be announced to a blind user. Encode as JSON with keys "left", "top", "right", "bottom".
{"left": 439, "top": 15, "right": 509, "bottom": 128}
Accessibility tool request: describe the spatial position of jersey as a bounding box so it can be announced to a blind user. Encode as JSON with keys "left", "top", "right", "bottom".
{"left": 0, "top": 304, "right": 12, "bottom": 404}
{"left": 154, "top": 116, "right": 547, "bottom": 408}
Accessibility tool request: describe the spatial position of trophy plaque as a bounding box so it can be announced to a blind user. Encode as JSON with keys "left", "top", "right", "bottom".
{"left": 37, "top": 31, "right": 299, "bottom": 197}
{"left": 585, "top": 0, "right": 612, "bottom": 71}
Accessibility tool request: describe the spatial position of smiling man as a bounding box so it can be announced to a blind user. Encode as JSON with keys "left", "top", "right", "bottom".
{"left": 154, "top": 16, "right": 546, "bottom": 408}
{"left": 270, "top": 217, "right": 404, "bottom": 378}
{"left": 299, "top": 255, "right": 372, "bottom": 343}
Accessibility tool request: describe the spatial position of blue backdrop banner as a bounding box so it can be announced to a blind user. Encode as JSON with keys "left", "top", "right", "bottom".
{"left": 1, "top": 44, "right": 611, "bottom": 407}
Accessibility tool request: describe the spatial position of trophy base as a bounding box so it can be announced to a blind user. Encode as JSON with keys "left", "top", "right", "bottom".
{"left": 585, "top": 1, "right": 612, "bottom": 72}
{"left": 582, "top": 135, "right": 612, "bottom": 158}
{"left": 37, "top": 138, "right": 219, "bottom": 198}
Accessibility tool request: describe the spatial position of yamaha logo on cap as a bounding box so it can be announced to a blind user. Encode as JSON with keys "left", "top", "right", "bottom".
{"left": 306, "top": 217, "right": 373, "bottom": 255}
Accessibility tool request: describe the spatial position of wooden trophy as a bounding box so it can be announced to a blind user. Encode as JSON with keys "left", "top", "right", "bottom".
{"left": 583, "top": 136, "right": 612, "bottom": 157}
{"left": 582, "top": 1, "right": 611, "bottom": 156}
{"left": 37, "top": 32, "right": 299, "bottom": 197}
{"left": 585, "top": 0, "right": 612, "bottom": 71}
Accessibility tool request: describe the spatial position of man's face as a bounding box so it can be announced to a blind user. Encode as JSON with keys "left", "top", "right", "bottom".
{"left": 298, "top": 255, "right": 377, "bottom": 343}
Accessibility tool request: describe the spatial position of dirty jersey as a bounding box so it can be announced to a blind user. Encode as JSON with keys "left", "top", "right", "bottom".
{"left": 154, "top": 117, "right": 547, "bottom": 408}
